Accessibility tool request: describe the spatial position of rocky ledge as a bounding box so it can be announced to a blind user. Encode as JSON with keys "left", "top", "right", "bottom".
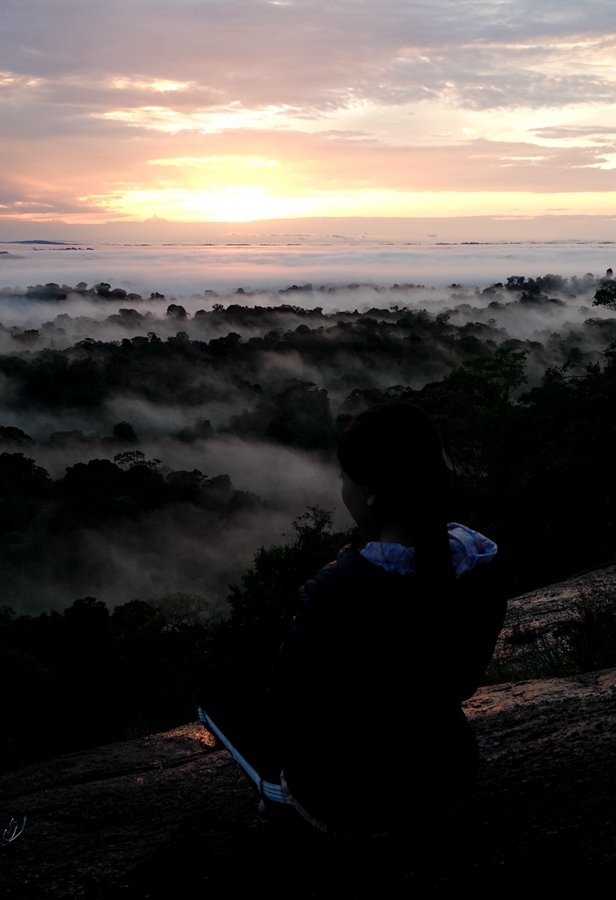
{"left": 2, "top": 575, "right": 616, "bottom": 896}
{"left": 493, "top": 562, "right": 616, "bottom": 674}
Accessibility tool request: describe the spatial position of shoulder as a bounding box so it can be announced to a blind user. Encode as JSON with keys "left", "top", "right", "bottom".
{"left": 300, "top": 544, "right": 373, "bottom": 607}
{"left": 278, "top": 546, "right": 370, "bottom": 663}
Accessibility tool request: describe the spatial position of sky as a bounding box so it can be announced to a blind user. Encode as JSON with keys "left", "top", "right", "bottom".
{"left": 1, "top": 0, "right": 616, "bottom": 236}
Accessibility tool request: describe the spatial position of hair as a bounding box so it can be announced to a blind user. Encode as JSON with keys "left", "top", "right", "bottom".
{"left": 337, "top": 401, "right": 454, "bottom": 585}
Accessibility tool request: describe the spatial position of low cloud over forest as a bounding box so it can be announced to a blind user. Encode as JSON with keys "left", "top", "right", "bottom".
{"left": 1, "top": 268, "right": 615, "bottom": 614}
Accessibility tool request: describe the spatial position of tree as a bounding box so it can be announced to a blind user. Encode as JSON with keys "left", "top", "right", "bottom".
{"left": 166, "top": 304, "right": 188, "bottom": 320}
{"left": 112, "top": 421, "right": 138, "bottom": 443}
{"left": 593, "top": 283, "right": 616, "bottom": 312}
{"left": 0, "top": 427, "right": 34, "bottom": 447}
{"left": 208, "top": 507, "right": 359, "bottom": 675}
{"left": 458, "top": 344, "right": 528, "bottom": 403}
{"left": 148, "top": 593, "right": 213, "bottom": 631}
{"left": 266, "top": 381, "right": 335, "bottom": 449}
{"left": 113, "top": 450, "right": 160, "bottom": 470}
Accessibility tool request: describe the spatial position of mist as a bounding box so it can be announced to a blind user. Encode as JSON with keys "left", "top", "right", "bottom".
{"left": 1, "top": 247, "right": 615, "bottom": 615}
{"left": 2, "top": 240, "right": 616, "bottom": 306}
{"left": 0, "top": 267, "right": 613, "bottom": 350}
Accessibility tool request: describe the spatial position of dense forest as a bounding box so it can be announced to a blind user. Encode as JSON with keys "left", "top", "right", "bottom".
{"left": 1, "top": 271, "right": 616, "bottom": 771}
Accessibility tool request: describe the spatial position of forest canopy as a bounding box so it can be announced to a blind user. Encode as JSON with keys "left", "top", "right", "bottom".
{"left": 1, "top": 270, "right": 616, "bottom": 771}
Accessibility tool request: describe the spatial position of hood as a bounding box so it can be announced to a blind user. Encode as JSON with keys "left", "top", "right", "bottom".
{"left": 360, "top": 522, "right": 497, "bottom": 578}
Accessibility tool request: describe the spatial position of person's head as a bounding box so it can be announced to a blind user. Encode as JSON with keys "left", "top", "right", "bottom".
{"left": 337, "top": 401, "right": 453, "bottom": 580}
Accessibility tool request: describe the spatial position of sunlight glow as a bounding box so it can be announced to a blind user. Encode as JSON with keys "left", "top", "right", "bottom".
{"left": 148, "top": 156, "right": 279, "bottom": 169}
{"left": 0, "top": 70, "right": 42, "bottom": 89}
{"left": 111, "top": 77, "right": 192, "bottom": 92}
{"left": 97, "top": 104, "right": 308, "bottom": 133}
{"left": 76, "top": 187, "right": 616, "bottom": 223}
{"left": 590, "top": 153, "right": 616, "bottom": 171}
{"left": 81, "top": 187, "right": 297, "bottom": 222}
{"left": 6, "top": 4, "right": 616, "bottom": 233}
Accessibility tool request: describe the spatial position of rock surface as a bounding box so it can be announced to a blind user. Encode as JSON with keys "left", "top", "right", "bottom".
{"left": 3, "top": 566, "right": 616, "bottom": 897}
{"left": 2, "top": 670, "right": 616, "bottom": 897}
{"left": 494, "top": 562, "right": 616, "bottom": 671}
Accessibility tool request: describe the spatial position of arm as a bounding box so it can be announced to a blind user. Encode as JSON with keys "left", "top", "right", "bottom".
{"left": 454, "top": 558, "right": 508, "bottom": 700}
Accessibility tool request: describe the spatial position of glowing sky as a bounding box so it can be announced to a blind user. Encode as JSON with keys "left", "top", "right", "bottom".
{"left": 1, "top": 0, "right": 616, "bottom": 229}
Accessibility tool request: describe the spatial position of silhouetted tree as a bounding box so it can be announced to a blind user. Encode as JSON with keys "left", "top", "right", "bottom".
{"left": 593, "top": 283, "right": 616, "bottom": 312}
{"left": 112, "top": 421, "right": 138, "bottom": 443}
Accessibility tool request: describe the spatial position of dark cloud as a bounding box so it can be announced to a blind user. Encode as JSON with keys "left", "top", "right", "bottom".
{"left": 2, "top": 0, "right": 616, "bottom": 114}
{"left": 533, "top": 125, "right": 616, "bottom": 140}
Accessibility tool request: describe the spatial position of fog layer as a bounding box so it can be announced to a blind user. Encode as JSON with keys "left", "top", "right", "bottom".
{"left": 0, "top": 259, "right": 614, "bottom": 614}
{"left": 1, "top": 240, "right": 616, "bottom": 305}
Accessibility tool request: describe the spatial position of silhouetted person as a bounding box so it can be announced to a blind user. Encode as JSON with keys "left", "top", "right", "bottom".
{"left": 198, "top": 402, "right": 506, "bottom": 837}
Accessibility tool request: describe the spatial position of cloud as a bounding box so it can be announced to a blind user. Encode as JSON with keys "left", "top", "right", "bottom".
{"left": 3, "top": 2, "right": 616, "bottom": 116}
{"left": 2, "top": 124, "right": 616, "bottom": 227}
{"left": 3, "top": 1, "right": 616, "bottom": 224}
{"left": 533, "top": 125, "right": 616, "bottom": 141}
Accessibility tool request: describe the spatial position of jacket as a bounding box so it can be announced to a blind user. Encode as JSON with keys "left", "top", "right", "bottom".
{"left": 273, "top": 532, "right": 506, "bottom": 833}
